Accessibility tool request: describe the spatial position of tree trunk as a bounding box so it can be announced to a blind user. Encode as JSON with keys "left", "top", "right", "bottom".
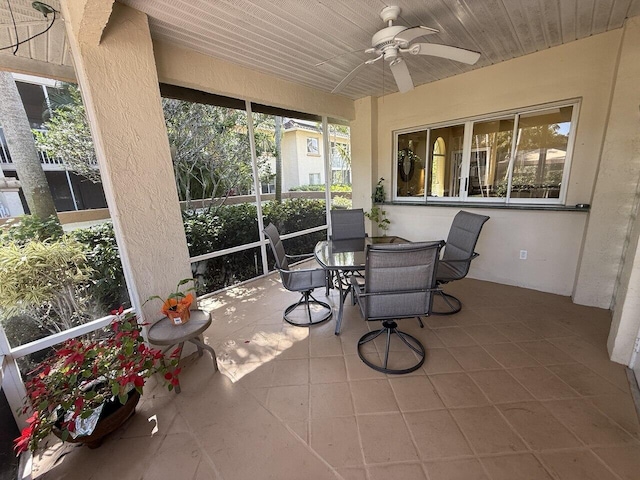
{"left": 274, "top": 116, "right": 282, "bottom": 202}
{"left": 0, "top": 71, "right": 58, "bottom": 220}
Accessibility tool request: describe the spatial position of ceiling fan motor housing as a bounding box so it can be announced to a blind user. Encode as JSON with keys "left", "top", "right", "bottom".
{"left": 371, "top": 26, "right": 406, "bottom": 61}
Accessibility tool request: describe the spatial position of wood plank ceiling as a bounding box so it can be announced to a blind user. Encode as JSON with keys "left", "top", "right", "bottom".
{"left": 0, "top": 0, "right": 639, "bottom": 99}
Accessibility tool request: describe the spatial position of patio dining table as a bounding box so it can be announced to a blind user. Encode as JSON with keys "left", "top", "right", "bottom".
{"left": 314, "top": 236, "right": 408, "bottom": 335}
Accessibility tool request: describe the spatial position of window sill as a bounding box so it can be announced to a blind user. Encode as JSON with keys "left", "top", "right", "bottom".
{"left": 380, "top": 201, "right": 590, "bottom": 212}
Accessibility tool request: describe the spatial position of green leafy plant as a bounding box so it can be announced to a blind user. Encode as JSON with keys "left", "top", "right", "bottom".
{"left": 331, "top": 196, "right": 352, "bottom": 210}
{"left": 373, "top": 177, "right": 386, "bottom": 203}
{"left": 365, "top": 205, "right": 390, "bottom": 234}
{"left": 0, "top": 237, "right": 94, "bottom": 332}
{"left": 14, "top": 308, "right": 180, "bottom": 453}
{"left": 0, "top": 215, "right": 62, "bottom": 245}
{"left": 145, "top": 278, "right": 195, "bottom": 320}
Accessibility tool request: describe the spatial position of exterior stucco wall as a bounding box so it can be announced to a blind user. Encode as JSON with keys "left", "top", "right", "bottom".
{"left": 350, "top": 97, "right": 377, "bottom": 232}
{"left": 373, "top": 29, "right": 624, "bottom": 297}
{"left": 594, "top": 16, "right": 640, "bottom": 363}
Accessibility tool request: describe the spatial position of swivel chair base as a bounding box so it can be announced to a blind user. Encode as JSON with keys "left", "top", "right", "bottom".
{"left": 284, "top": 291, "right": 333, "bottom": 327}
{"left": 432, "top": 291, "right": 462, "bottom": 315}
{"left": 357, "top": 320, "right": 426, "bottom": 374}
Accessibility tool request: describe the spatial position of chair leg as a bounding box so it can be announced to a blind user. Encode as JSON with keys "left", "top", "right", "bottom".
{"left": 416, "top": 317, "right": 424, "bottom": 328}
{"left": 357, "top": 321, "right": 425, "bottom": 374}
{"left": 432, "top": 290, "right": 462, "bottom": 315}
{"left": 284, "top": 291, "right": 333, "bottom": 327}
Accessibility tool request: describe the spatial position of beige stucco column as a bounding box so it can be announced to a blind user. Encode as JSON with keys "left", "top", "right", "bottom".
{"left": 350, "top": 97, "right": 377, "bottom": 232}
{"left": 570, "top": 16, "right": 640, "bottom": 362}
{"left": 573, "top": 16, "right": 640, "bottom": 311}
{"left": 60, "top": 1, "right": 192, "bottom": 323}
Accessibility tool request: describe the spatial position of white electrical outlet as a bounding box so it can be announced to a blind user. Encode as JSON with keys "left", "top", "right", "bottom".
{"left": 519, "top": 250, "right": 528, "bottom": 260}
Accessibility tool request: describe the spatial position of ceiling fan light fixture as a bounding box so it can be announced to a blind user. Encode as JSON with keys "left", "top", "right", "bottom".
{"left": 32, "top": 1, "right": 55, "bottom": 17}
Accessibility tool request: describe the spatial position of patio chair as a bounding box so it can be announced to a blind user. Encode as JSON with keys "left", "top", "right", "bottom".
{"left": 352, "top": 241, "right": 444, "bottom": 374}
{"left": 435, "top": 211, "right": 490, "bottom": 314}
{"left": 263, "top": 223, "right": 332, "bottom": 327}
{"left": 330, "top": 208, "right": 366, "bottom": 240}
{"left": 328, "top": 208, "right": 367, "bottom": 295}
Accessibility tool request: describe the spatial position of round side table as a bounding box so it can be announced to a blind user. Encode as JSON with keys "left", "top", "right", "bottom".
{"left": 147, "top": 309, "right": 217, "bottom": 393}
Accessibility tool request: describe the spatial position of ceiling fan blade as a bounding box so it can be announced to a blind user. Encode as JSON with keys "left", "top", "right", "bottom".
{"left": 332, "top": 62, "right": 368, "bottom": 94}
{"left": 394, "top": 26, "right": 439, "bottom": 45}
{"left": 315, "top": 48, "right": 368, "bottom": 67}
{"left": 389, "top": 58, "right": 414, "bottom": 93}
{"left": 410, "top": 43, "right": 481, "bottom": 65}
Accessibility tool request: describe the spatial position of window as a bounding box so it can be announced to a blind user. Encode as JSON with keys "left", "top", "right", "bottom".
{"left": 307, "top": 137, "right": 319, "bottom": 155}
{"left": 309, "top": 173, "right": 321, "bottom": 185}
{"left": 393, "top": 100, "right": 578, "bottom": 204}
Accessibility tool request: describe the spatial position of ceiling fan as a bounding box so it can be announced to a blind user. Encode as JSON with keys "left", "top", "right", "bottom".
{"left": 325, "top": 5, "right": 481, "bottom": 94}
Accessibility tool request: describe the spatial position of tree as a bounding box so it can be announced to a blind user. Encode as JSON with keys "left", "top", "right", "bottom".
{"left": 35, "top": 84, "right": 100, "bottom": 183}
{"left": 0, "top": 71, "right": 58, "bottom": 220}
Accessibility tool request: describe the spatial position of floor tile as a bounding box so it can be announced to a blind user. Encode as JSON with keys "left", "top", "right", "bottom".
{"left": 463, "top": 324, "right": 511, "bottom": 344}
{"left": 309, "top": 416, "right": 364, "bottom": 468}
{"left": 516, "top": 340, "right": 577, "bottom": 365}
{"left": 266, "top": 384, "right": 309, "bottom": 422}
{"left": 425, "top": 458, "right": 489, "bottom": 480}
{"left": 494, "top": 322, "right": 543, "bottom": 341}
{"left": 448, "top": 346, "right": 502, "bottom": 371}
{"left": 367, "top": 463, "right": 427, "bottom": 480}
{"left": 389, "top": 376, "right": 445, "bottom": 411}
{"left": 480, "top": 453, "right": 553, "bottom": 480}
{"left": 344, "top": 353, "right": 387, "bottom": 380}
{"left": 430, "top": 373, "right": 490, "bottom": 408}
{"left": 508, "top": 366, "right": 579, "bottom": 400}
{"left": 497, "top": 401, "right": 582, "bottom": 450}
{"left": 547, "top": 364, "right": 623, "bottom": 396}
{"left": 538, "top": 449, "right": 619, "bottom": 480}
{"left": 587, "top": 394, "right": 640, "bottom": 439}
{"left": 468, "top": 369, "right": 533, "bottom": 404}
{"left": 543, "top": 399, "right": 635, "bottom": 446}
{"left": 357, "top": 413, "right": 419, "bottom": 464}
{"left": 450, "top": 406, "right": 527, "bottom": 454}
{"left": 482, "top": 342, "right": 540, "bottom": 368}
{"left": 404, "top": 410, "right": 473, "bottom": 460}
{"left": 592, "top": 445, "right": 640, "bottom": 480}
{"left": 309, "top": 335, "right": 344, "bottom": 357}
{"left": 434, "top": 327, "right": 478, "bottom": 347}
{"left": 350, "top": 379, "right": 398, "bottom": 414}
{"left": 310, "top": 382, "right": 354, "bottom": 418}
{"left": 423, "top": 348, "right": 464, "bottom": 374}
{"left": 310, "top": 356, "right": 347, "bottom": 384}
{"left": 271, "top": 358, "right": 309, "bottom": 386}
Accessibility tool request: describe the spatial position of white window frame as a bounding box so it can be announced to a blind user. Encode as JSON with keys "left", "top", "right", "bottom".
{"left": 392, "top": 99, "right": 581, "bottom": 205}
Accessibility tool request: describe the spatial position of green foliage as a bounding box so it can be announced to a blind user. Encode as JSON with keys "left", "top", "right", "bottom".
{"left": 35, "top": 84, "right": 100, "bottom": 183}
{"left": 373, "top": 177, "right": 386, "bottom": 203}
{"left": 289, "top": 184, "right": 352, "bottom": 192}
{"left": 185, "top": 199, "right": 326, "bottom": 293}
{"left": 331, "top": 196, "right": 352, "bottom": 210}
{"left": 0, "top": 237, "right": 95, "bottom": 332}
{"left": 0, "top": 215, "right": 63, "bottom": 245}
{"left": 69, "top": 223, "right": 129, "bottom": 312}
{"left": 365, "top": 206, "right": 390, "bottom": 233}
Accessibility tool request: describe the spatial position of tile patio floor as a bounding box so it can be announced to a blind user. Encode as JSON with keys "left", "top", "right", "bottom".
{"left": 32, "top": 274, "right": 640, "bottom": 480}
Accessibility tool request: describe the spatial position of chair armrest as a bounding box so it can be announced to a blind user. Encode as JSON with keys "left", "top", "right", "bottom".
{"left": 355, "top": 287, "right": 441, "bottom": 298}
{"left": 277, "top": 266, "right": 326, "bottom": 275}
{"left": 440, "top": 252, "right": 479, "bottom": 266}
{"left": 285, "top": 253, "right": 315, "bottom": 260}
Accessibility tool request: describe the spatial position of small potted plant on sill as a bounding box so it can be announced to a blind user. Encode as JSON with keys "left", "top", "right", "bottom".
{"left": 146, "top": 278, "right": 195, "bottom": 326}
{"left": 14, "top": 308, "right": 180, "bottom": 453}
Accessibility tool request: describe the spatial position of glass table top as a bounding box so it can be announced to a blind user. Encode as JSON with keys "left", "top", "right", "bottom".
{"left": 314, "top": 236, "right": 408, "bottom": 270}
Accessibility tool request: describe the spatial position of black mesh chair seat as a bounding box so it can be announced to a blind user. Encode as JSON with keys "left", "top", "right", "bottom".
{"left": 352, "top": 241, "right": 444, "bottom": 374}
{"left": 434, "top": 211, "right": 490, "bottom": 314}
{"left": 263, "top": 223, "right": 332, "bottom": 327}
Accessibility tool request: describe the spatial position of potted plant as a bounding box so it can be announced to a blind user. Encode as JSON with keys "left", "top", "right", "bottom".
{"left": 365, "top": 206, "right": 390, "bottom": 235}
{"left": 373, "top": 177, "right": 386, "bottom": 203}
{"left": 14, "top": 308, "right": 180, "bottom": 453}
{"left": 146, "top": 278, "right": 195, "bottom": 325}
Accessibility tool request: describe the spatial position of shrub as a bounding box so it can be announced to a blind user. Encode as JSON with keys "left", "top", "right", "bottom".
{"left": 0, "top": 215, "right": 62, "bottom": 245}
{"left": 288, "top": 184, "right": 352, "bottom": 192}
{"left": 331, "top": 196, "right": 352, "bottom": 210}
{"left": 69, "top": 223, "right": 129, "bottom": 313}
